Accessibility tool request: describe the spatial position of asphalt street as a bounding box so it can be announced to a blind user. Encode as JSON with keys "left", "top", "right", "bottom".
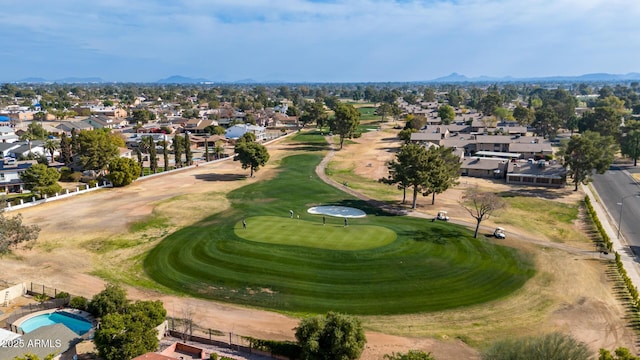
{"left": 592, "top": 165, "right": 640, "bottom": 254}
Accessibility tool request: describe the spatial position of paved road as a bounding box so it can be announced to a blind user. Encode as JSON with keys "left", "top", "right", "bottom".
{"left": 592, "top": 166, "right": 640, "bottom": 253}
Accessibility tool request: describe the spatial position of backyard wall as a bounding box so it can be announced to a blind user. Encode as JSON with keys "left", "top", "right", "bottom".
{"left": 1, "top": 282, "right": 26, "bottom": 305}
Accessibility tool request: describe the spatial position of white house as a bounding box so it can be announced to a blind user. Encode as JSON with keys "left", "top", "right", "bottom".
{"left": 0, "top": 126, "right": 19, "bottom": 143}
{"left": 225, "top": 124, "right": 266, "bottom": 141}
{"left": 0, "top": 159, "right": 35, "bottom": 193}
{"left": 8, "top": 140, "right": 46, "bottom": 159}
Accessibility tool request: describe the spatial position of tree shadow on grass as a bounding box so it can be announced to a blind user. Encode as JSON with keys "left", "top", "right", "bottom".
{"left": 194, "top": 173, "right": 247, "bottom": 181}
{"left": 497, "top": 189, "right": 569, "bottom": 200}
{"left": 328, "top": 199, "right": 396, "bottom": 217}
{"left": 397, "top": 227, "right": 467, "bottom": 244}
{"left": 287, "top": 144, "right": 331, "bottom": 152}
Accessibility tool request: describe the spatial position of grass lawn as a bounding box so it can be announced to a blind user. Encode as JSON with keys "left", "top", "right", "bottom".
{"left": 357, "top": 106, "right": 381, "bottom": 121}
{"left": 144, "top": 132, "right": 534, "bottom": 315}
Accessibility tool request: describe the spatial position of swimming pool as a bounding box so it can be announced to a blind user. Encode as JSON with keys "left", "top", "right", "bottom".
{"left": 19, "top": 311, "right": 92, "bottom": 335}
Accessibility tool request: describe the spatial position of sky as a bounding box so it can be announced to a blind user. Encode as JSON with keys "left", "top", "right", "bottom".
{"left": 1, "top": 0, "right": 639, "bottom": 83}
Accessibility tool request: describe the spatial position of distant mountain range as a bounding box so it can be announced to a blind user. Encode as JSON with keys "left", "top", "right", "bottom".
{"left": 429, "top": 72, "right": 640, "bottom": 83}
{"left": 16, "top": 77, "right": 106, "bottom": 84}
{"left": 155, "top": 75, "right": 211, "bottom": 84}
{"left": 9, "top": 72, "right": 640, "bottom": 84}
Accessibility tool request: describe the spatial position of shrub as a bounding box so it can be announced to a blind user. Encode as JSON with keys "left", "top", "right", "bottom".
{"left": 70, "top": 296, "right": 89, "bottom": 311}
{"left": 483, "top": 332, "right": 591, "bottom": 360}
{"left": 209, "top": 353, "right": 218, "bottom": 360}
{"left": 250, "top": 338, "right": 302, "bottom": 359}
{"left": 54, "top": 291, "right": 70, "bottom": 299}
{"left": 33, "top": 293, "right": 50, "bottom": 303}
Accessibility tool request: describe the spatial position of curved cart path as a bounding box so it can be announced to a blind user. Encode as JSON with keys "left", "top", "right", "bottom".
{"left": 315, "top": 135, "right": 600, "bottom": 258}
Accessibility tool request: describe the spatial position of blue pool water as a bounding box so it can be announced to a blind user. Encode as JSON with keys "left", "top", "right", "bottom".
{"left": 20, "top": 312, "right": 92, "bottom": 335}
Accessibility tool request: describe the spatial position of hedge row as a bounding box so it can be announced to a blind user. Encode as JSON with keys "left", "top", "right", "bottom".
{"left": 584, "top": 196, "right": 613, "bottom": 250}
{"left": 615, "top": 252, "right": 640, "bottom": 310}
{"left": 585, "top": 196, "right": 640, "bottom": 313}
{"left": 246, "top": 337, "right": 302, "bottom": 359}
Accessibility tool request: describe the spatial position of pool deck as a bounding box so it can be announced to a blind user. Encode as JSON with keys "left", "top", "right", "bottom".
{"left": 10, "top": 308, "right": 96, "bottom": 334}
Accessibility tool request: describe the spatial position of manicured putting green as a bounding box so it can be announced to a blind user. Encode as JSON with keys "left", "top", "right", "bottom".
{"left": 144, "top": 132, "right": 534, "bottom": 315}
{"left": 236, "top": 216, "right": 396, "bottom": 250}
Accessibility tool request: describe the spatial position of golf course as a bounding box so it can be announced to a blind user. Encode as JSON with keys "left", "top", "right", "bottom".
{"left": 144, "top": 132, "right": 535, "bottom": 315}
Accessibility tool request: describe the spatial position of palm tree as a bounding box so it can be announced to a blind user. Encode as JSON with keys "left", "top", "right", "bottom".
{"left": 214, "top": 141, "right": 224, "bottom": 159}
{"left": 44, "top": 139, "right": 59, "bottom": 161}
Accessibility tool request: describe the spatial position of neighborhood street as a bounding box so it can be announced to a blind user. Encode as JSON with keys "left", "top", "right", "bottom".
{"left": 592, "top": 166, "right": 640, "bottom": 254}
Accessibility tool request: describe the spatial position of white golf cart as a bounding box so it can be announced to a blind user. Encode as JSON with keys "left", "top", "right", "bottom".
{"left": 494, "top": 227, "right": 506, "bottom": 239}
{"left": 436, "top": 211, "right": 450, "bottom": 221}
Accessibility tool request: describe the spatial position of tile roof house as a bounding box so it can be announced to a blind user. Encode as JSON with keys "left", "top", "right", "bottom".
{"left": 184, "top": 119, "right": 217, "bottom": 134}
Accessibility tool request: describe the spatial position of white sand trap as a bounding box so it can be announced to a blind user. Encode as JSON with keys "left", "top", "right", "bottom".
{"left": 307, "top": 206, "right": 367, "bottom": 218}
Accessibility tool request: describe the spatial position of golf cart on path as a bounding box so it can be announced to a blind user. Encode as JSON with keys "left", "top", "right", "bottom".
{"left": 494, "top": 227, "right": 506, "bottom": 239}
{"left": 435, "top": 211, "right": 450, "bottom": 221}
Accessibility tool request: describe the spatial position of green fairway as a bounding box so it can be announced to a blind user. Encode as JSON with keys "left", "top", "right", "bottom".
{"left": 236, "top": 216, "right": 396, "bottom": 250}
{"left": 144, "top": 132, "right": 534, "bottom": 315}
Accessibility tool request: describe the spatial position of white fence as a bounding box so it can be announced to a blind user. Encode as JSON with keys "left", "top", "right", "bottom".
{"left": 2, "top": 182, "right": 111, "bottom": 213}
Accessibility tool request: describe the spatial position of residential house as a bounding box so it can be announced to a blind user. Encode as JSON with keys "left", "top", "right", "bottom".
{"left": 496, "top": 125, "right": 528, "bottom": 136}
{"left": 8, "top": 140, "right": 46, "bottom": 159}
{"left": 184, "top": 118, "right": 217, "bottom": 134}
{"left": 56, "top": 121, "right": 94, "bottom": 134}
{"left": 506, "top": 160, "right": 566, "bottom": 187}
{"left": 0, "top": 143, "right": 20, "bottom": 158}
{"left": 272, "top": 112, "right": 299, "bottom": 127}
{"left": 508, "top": 141, "right": 553, "bottom": 160}
{"left": 125, "top": 133, "right": 170, "bottom": 149}
{"left": 0, "top": 126, "right": 19, "bottom": 143}
{"left": 460, "top": 157, "right": 509, "bottom": 178}
{"left": 225, "top": 123, "right": 266, "bottom": 141}
{"left": 189, "top": 134, "right": 228, "bottom": 150}
{"left": 0, "top": 159, "right": 36, "bottom": 193}
{"left": 410, "top": 131, "right": 448, "bottom": 146}
{"left": 77, "top": 105, "right": 128, "bottom": 118}
{"left": 82, "top": 115, "right": 123, "bottom": 129}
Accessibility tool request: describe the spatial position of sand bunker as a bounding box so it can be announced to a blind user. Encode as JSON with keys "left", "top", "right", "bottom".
{"left": 307, "top": 205, "right": 367, "bottom": 218}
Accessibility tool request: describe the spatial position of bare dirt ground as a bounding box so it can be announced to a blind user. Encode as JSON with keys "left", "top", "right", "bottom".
{"left": 1, "top": 128, "right": 637, "bottom": 359}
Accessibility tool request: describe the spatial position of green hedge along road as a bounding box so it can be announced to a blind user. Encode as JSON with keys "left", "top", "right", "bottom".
{"left": 144, "top": 132, "right": 534, "bottom": 315}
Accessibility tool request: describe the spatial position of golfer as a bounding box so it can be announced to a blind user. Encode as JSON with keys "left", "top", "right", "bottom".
{"left": 289, "top": 210, "right": 294, "bottom": 218}
{"left": 242, "top": 218, "right": 247, "bottom": 229}
{"left": 322, "top": 216, "right": 326, "bottom": 225}
{"left": 344, "top": 218, "right": 348, "bottom": 227}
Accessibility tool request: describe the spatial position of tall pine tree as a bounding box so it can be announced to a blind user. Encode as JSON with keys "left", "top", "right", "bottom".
{"left": 147, "top": 136, "right": 158, "bottom": 174}
{"left": 59, "top": 133, "right": 72, "bottom": 165}
{"left": 162, "top": 140, "right": 169, "bottom": 171}
{"left": 173, "top": 134, "right": 183, "bottom": 168}
{"left": 204, "top": 138, "right": 210, "bottom": 161}
{"left": 184, "top": 132, "right": 192, "bottom": 166}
